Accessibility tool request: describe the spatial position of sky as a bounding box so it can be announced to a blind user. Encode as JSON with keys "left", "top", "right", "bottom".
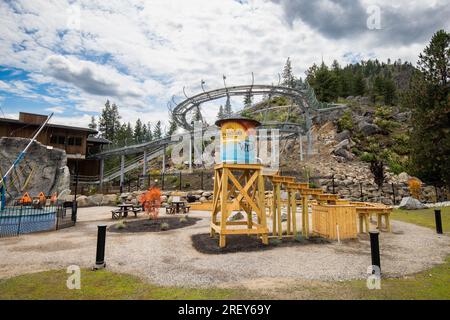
{"left": 0, "top": 0, "right": 448, "bottom": 131}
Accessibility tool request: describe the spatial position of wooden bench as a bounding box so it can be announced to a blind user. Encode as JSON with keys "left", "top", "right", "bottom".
{"left": 131, "top": 206, "right": 141, "bottom": 217}
{"left": 182, "top": 203, "right": 190, "bottom": 214}
{"left": 111, "top": 209, "right": 122, "bottom": 220}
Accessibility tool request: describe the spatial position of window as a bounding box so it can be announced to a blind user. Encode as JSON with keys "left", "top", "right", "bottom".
{"left": 50, "top": 135, "right": 66, "bottom": 145}
{"left": 68, "top": 136, "right": 82, "bottom": 146}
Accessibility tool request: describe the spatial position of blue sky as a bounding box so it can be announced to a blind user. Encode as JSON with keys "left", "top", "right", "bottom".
{"left": 0, "top": 0, "right": 448, "bottom": 129}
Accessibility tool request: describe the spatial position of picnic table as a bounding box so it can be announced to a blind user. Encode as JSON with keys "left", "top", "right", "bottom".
{"left": 166, "top": 196, "right": 190, "bottom": 214}
{"left": 112, "top": 204, "right": 141, "bottom": 220}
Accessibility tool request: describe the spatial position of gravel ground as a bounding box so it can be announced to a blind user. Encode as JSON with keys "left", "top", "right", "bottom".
{"left": 0, "top": 206, "right": 449, "bottom": 288}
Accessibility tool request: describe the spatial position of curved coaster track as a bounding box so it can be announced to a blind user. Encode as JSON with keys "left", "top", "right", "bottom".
{"left": 85, "top": 82, "right": 347, "bottom": 186}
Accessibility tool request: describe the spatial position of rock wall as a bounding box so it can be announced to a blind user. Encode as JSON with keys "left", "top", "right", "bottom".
{"left": 0, "top": 137, "right": 70, "bottom": 204}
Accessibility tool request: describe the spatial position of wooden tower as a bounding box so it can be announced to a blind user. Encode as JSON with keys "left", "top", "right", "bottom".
{"left": 210, "top": 115, "right": 269, "bottom": 248}
{"left": 211, "top": 163, "right": 268, "bottom": 247}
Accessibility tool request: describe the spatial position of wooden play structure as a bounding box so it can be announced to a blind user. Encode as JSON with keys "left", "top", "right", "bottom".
{"left": 210, "top": 115, "right": 393, "bottom": 248}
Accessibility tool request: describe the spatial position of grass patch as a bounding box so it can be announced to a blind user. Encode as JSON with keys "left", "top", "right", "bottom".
{"left": 330, "top": 257, "right": 450, "bottom": 300}
{"left": 391, "top": 207, "right": 450, "bottom": 232}
{"left": 0, "top": 269, "right": 249, "bottom": 300}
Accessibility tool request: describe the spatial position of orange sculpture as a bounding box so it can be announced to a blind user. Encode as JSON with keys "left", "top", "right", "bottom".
{"left": 50, "top": 192, "right": 58, "bottom": 204}
{"left": 139, "top": 187, "right": 161, "bottom": 219}
{"left": 19, "top": 192, "right": 32, "bottom": 205}
{"left": 38, "top": 192, "right": 46, "bottom": 204}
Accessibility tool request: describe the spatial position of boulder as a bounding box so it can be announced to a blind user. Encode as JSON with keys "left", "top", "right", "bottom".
{"left": 0, "top": 137, "right": 70, "bottom": 205}
{"left": 76, "top": 195, "right": 89, "bottom": 207}
{"left": 393, "top": 112, "right": 410, "bottom": 122}
{"left": 399, "top": 197, "right": 425, "bottom": 210}
{"left": 199, "top": 196, "right": 207, "bottom": 202}
{"left": 101, "top": 194, "right": 117, "bottom": 206}
{"left": 332, "top": 139, "right": 355, "bottom": 161}
{"left": 335, "top": 130, "right": 351, "bottom": 142}
{"left": 228, "top": 211, "right": 244, "bottom": 221}
{"left": 398, "top": 172, "right": 410, "bottom": 183}
{"left": 358, "top": 121, "right": 381, "bottom": 136}
{"left": 202, "top": 191, "right": 212, "bottom": 198}
{"left": 87, "top": 194, "right": 104, "bottom": 206}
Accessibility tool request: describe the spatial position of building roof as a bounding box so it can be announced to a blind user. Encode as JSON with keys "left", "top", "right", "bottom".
{"left": 0, "top": 117, "right": 98, "bottom": 134}
{"left": 87, "top": 136, "right": 111, "bottom": 144}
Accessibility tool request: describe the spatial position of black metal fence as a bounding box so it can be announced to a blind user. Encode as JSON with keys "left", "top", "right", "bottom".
{"left": 0, "top": 201, "right": 77, "bottom": 238}
{"left": 82, "top": 169, "right": 449, "bottom": 205}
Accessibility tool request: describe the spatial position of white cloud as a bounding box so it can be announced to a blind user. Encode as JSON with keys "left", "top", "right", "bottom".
{"left": 45, "top": 106, "right": 65, "bottom": 114}
{"left": 0, "top": 0, "right": 446, "bottom": 129}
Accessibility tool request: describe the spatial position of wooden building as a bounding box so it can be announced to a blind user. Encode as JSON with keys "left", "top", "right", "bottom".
{"left": 0, "top": 112, "right": 110, "bottom": 176}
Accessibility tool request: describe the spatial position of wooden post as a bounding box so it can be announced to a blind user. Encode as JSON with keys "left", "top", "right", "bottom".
{"left": 276, "top": 183, "right": 282, "bottom": 239}
{"left": 219, "top": 168, "right": 228, "bottom": 248}
{"left": 286, "top": 190, "right": 291, "bottom": 235}
{"left": 302, "top": 195, "right": 309, "bottom": 238}
{"left": 272, "top": 185, "right": 278, "bottom": 236}
{"left": 290, "top": 189, "right": 297, "bottom": 237}
{"left": 258, "top": 171, "right": 268, "bottom": 245}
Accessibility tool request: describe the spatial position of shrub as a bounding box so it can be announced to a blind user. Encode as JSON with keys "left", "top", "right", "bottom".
{"left": 408, "top": 178, "right": 421, "bottom": 200}
{"left": 374, "top": 105, "right": 393, "bottom": 119}
{"left": 179, "top": 216, "right": 188, "bottom": 223}
{"left": 115, "top": 221, "right": 126, "bottom": 230}
{"left": 337, "top": 110, "right": 354, "bottom": 132}
{"left": 360, "top": 152, "right": 376, "bottom": 162}
{"left": 160, "top": 222, "right": 170, "bottom": 231}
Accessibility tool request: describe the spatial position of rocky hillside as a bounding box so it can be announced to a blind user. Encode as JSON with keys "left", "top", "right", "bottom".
{"left": 254, "top": 96, "right": 444, "bottom": 204}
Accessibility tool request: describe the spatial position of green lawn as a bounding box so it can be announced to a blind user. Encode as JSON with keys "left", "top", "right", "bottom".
{"left": 0, "top": 207, "right": 449, "bottom": 300}
{"left": 391, "top": 207, "right": 450, "bottom": 232}
{"left": 0, "top": 269, "right": 250, "bottom": 300}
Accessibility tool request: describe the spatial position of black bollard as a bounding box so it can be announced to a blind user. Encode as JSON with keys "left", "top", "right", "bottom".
{"left": 369, "top": 231, "right": 381, "bottom": 274}
{"left": 435, "top": 209, "right": 443, "bottom": 234}
{"left": 95, "top": 225, "right": 107, "bottom": 269}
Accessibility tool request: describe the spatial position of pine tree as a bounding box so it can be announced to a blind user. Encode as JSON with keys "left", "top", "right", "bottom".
{"left": 217, "top": 105, "right": 224, "bottom": 119}
{"left": 224, "top": 95, "right": 232, "bottom": 115}
{"left": 166, "top": 113, "right": 178, "bottom": 137}
{"left": 282, "top": 57, "right": 295, "bottom": 88}
{"left": 98, "top": 100, "right": 121, "bottom": 141}
{"left": 353, "top": 72, "right": 366, "bottom": 96}
{"left": 142, "top": 123, "right": 148, "bottom": 141}
{"left": 305, "top": 62, "right": 339, "bottom": 102}
{"left": 404, "top": 29, "right": 450, "bottom": 186}
{"left": 153, "top": 121, "right": 162, "bottom": 140}
{"left": 146, "top": 122, "right": 153, "bottom": 141}
{"left": 125, "top": 122, "right": 133, "bottom": 142}
{"left": 88, "top": 115, "right": 97, "bottom": 130}
{"left": 243, "top": 92, "right": 253, "bottom": 108}
{"left": 382, "top": 78, "right": 396, "bottom": 105}
{"left": 134, "top": 118, "right": 143, "bottom": 143}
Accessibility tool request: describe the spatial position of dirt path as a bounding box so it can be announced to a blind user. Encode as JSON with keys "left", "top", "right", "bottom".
{"left": 0, "top": 206, "right": 449, "bottom": 288}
